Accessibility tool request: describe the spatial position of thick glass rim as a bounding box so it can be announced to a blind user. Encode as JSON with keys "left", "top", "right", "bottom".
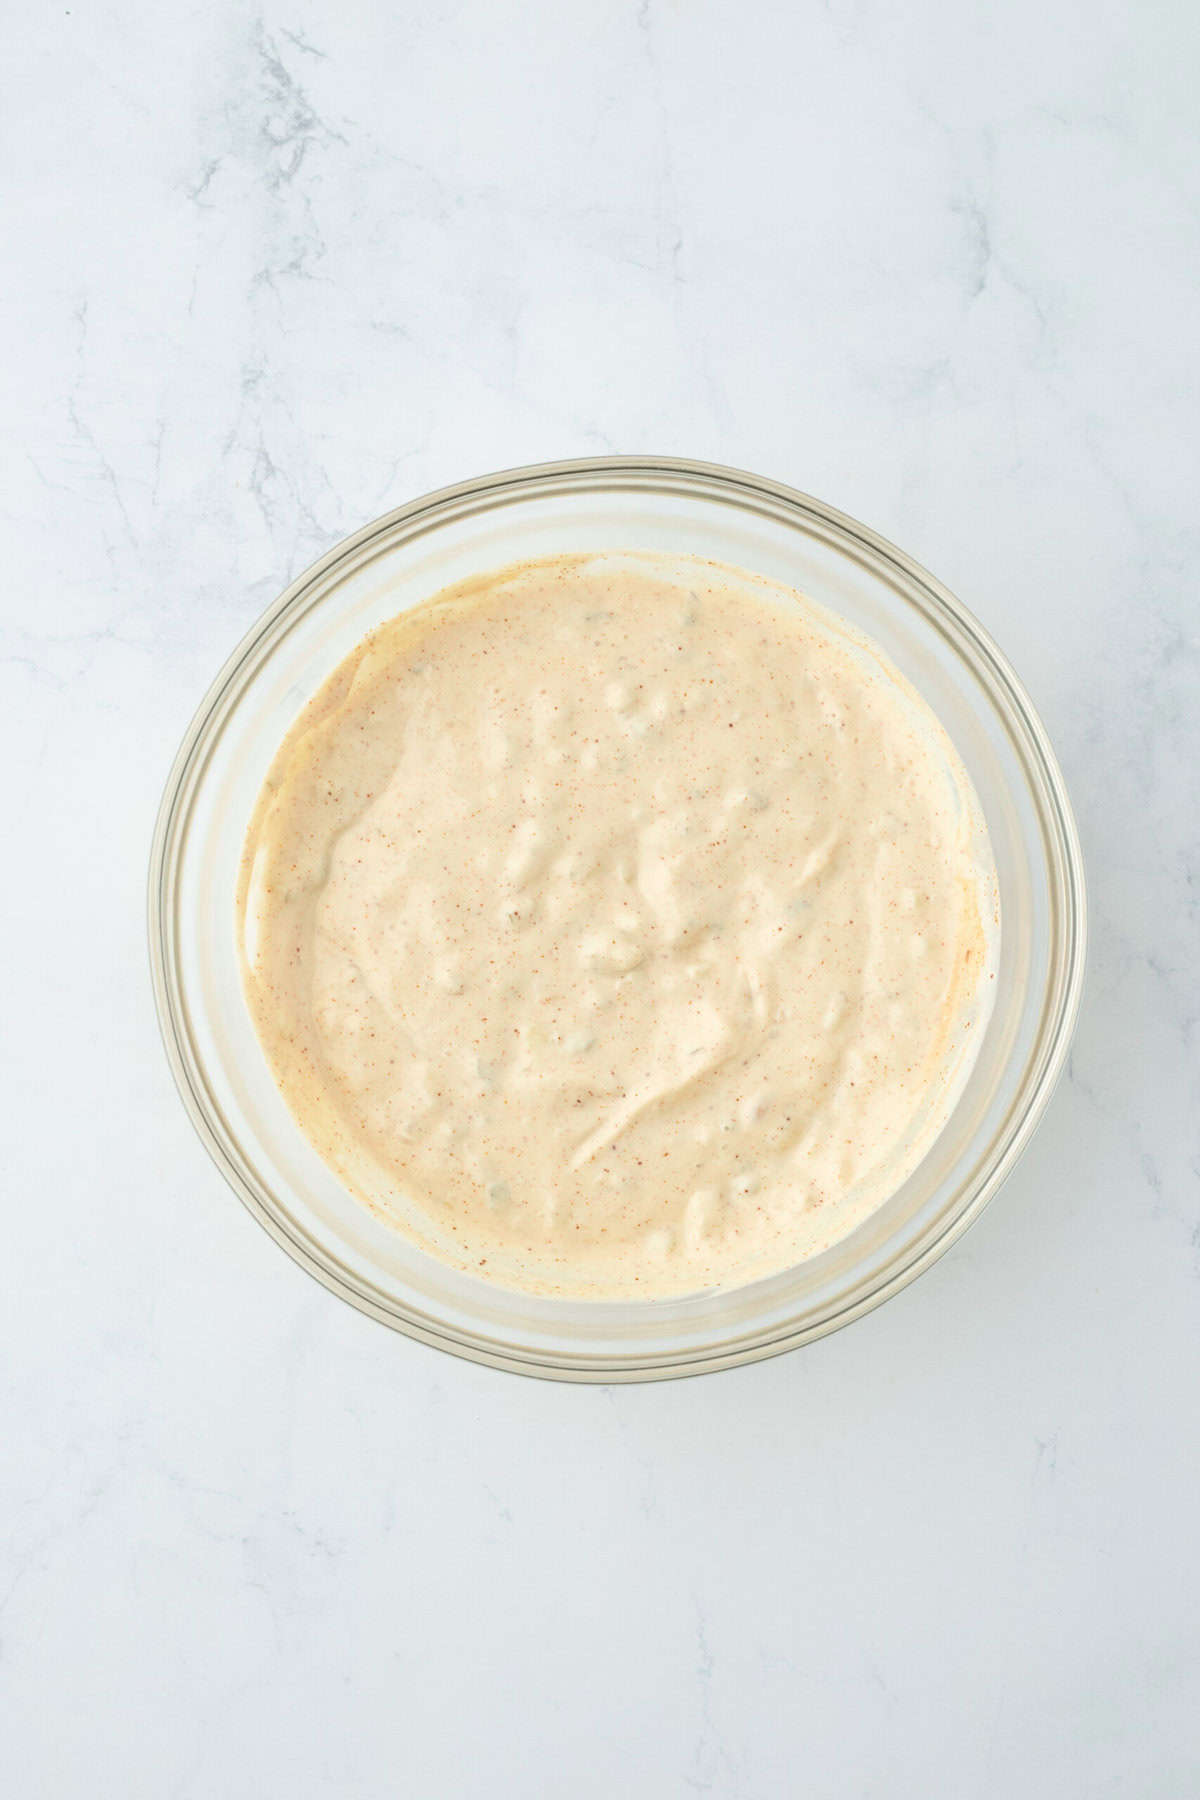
{"left": 148, "top": 455, "right": 1087, "bottom": 1381}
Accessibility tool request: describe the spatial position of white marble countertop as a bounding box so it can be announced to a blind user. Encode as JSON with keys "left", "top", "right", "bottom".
{"left": 5, "top": 3, "right": 1197, "bottom": 1794}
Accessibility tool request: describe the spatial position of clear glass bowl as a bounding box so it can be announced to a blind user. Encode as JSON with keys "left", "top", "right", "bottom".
{"left": 148, "top": 457, "right": 1086, "bottom": 1381}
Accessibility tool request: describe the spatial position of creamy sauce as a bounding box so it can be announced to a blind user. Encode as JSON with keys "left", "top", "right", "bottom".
{"left": 239, "top": 554, "right": 996, "bottom": 1298}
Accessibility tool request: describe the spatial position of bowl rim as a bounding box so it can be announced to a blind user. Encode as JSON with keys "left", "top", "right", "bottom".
{"left": 148, "top": 453, "right": 1088, "bottom": 1381}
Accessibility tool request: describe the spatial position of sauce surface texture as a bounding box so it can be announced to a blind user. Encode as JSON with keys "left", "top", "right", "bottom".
{"left": 240, "top": 554, "right": 995, "bottom": 1297}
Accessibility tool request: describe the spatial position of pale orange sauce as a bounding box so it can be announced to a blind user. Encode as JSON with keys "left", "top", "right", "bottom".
{"left": 239, "top": 555, "right": 996, "bottom": 1297}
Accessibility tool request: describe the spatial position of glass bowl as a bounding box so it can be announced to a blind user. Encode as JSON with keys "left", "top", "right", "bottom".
{"left": 148, "top": 457, "right": 1086, "bottom": 1381}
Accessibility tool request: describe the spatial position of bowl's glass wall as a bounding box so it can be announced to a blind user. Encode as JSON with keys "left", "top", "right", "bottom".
{"left": 151, "top": 460, "right": 1084, "bottom": 1379}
